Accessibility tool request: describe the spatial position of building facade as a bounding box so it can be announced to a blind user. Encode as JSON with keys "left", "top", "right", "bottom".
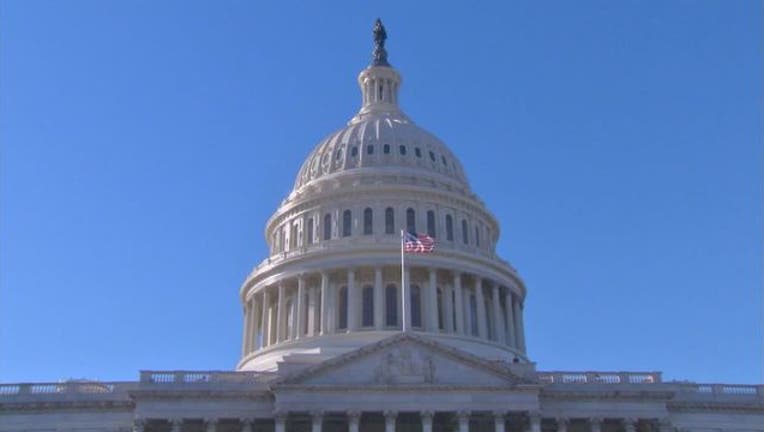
{"left": 1, "top": 21, "right": 762, "bottom": 432}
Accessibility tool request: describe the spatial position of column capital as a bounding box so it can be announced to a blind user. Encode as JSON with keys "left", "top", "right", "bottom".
{"left": 420, "top": 410, "right": 434, "bottom": 421}
{"left": 132, "top": 419, "right": 145, "bottom": 432}
{"left": 555, "top": 417, "right": 569, "bottom": 425}
{"left": 169, "top": 418, "right": 183, "bottom": 432}
{"left": 383, "top": 410, "right": 398, "bottom": 420}
{"left": 205, "top": 418, "right": 218, "bottom": 425}
{"left": 310, "top": 411, "right": 324, "bottom": 420}
{"left": 274, "top": 411, "right": 288, "bottom": 422}
{"left": 622, "top": 418, "right": 637, "bottom": 432}
{"left": 492, "top": 411, "right": 507, "bottom": 420}
{"left": 456, "top": 410, "right": 471, "bottom": 421}
{"left": 346, "top": 410, "right": 362, "bottom": 421}
{"left": 589, "top": 417, "right": 602, "bottom": 426}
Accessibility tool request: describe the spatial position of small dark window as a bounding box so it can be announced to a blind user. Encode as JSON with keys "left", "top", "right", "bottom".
{"left": 385, "top": 284, "right": 398, "bottom": 326}
{"left": 429, "top": 151, "right": 436, "bottom": 161}
{"left": 363, "top": 207, "right": 373, "bottom": 235}
{"left": 446, "top": 215, "right": 454, "bottom": 241}
{"left": 338, "top": 286, "right": 348, "bottom": 330}
{"left": 362, "top": 286, "right": 374, "bottom": 327}
{"left": 383, "top": 144, "right": 390, "bottom": 154}
{"left": 336, "top": 149, "right": 342, "bottom": 160}
{"left": 367, "top": 145, "right": 374, "bottom": 155}
{"left": 324, "top": 213, "right": 332, "bottom": 240}
{"left": 426, "top": 210, "right": 436, "bottom": 237}
{"left": 399, "top": 145, "right": 407, "bottom": 155}
{"left": 351, "top": 146, "right": 358, "bottom": 157}
{"left": 378, "top": 85, "right": 383, "bottom": 101}
{"left": 342, "top": 210, "right": 352, "bottom": 237}
{"left": 461, "top": 219, "right": 469, "bottom": 244}
{"left": 415, "top": 147, "right": 422, "bottom": 158}
{"left": 442, "top": 156, "right": 447, "bottom": 166}
{"left": 307, "top": 218, "right": 314, "bottom": 245}
{"left": 411, "top": 285, "right": 422, "bottom": 328}
{"left": 406, "top": 208, "right": 416, "bottom": 233}
{"left": 385, "top": 207, "right": 395, "bottom": 234}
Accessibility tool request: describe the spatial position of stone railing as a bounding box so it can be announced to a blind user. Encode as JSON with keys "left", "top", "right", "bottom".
{"left": 139, "top": 370, "right": 275, "bottom": 386}
{"left": 678, "top": 383, "right": 764, "bottom": 400}
{"left": 0, "top": 381, "right": 134, "bottom": 398}
{"left": 537, "top": 371, "right": 662, "bottom": 385}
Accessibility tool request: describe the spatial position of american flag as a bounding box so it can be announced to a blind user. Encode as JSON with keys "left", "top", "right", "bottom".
{"left": 403, "top": 231, "right": 435, "bottom": 253}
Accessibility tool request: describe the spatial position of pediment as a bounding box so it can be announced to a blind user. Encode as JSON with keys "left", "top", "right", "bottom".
{"left": 277, "top": 333, "right": 535, "bottom": 388}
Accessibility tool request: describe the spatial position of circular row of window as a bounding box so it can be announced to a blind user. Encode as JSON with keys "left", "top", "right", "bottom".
{"left": 272, "top": 207, "right": 491, "bottom": 254}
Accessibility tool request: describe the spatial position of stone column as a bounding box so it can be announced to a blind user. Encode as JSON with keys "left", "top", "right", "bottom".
{"left": 516, "top": 297, "right": 526, "bottom": 352}
{"left": 457, "top": 410, "right": 470, "bottom": 432}
{"left": 261, "top": 289, "right": 271, "bottom": 347}
{"left": 251, "top": 297, "right": 260, "bottom": 352}
{"left": 589, "top": 417, "right": 602, "bottom": 432}
{"left": 529, "top": 413, "right": 541, "bottom": 432}
{"left": 491, "top": 283, "right": 505, "bottom": 343}
{"left": 622, "top": 418, "right": 637, "bottom": 432}
{"left": 132, "top": 419, "right": 145, "bottom": 432}
{"left": 555, "top": 418, "right": 568, "bottom": 432}
{"left": 311, "top": 411, "right": 323, "bottom": 432}
{"left": 474, "top": 279, "right": 487, "bottom": 338}
{"left": 463, "top": 287, "right": 473, "bottom": 336}
{"left": 296, "top": 275, "right": 306, "bottom": 340}
{"left": 493, "top": 412, "right": 506, "bottom": 432}
{"left": 453, "top": 273, "right": 464, "bottom": 334}
{"left": 170, "top": 419, "right": 183, "bottom": 432}
{"left": 276, "top": 283, "right": 286, "bottom": 342}
{"left": 242, "top": 301, "right": 250, "bottom": 355}
{"left": 347, "top": 411, "right": 361, "bottom": 432}
{"left": 444, "top": 283, "right": 454, "bottom": 333}
{"left": 421, "top": 411, "right": 434, "bottom": 432}
{"left": 320, "top": 272, "right": 329, "bottom": 334}
{"left": 512, "top": 294, "right": 525, "bottom": 352}
{"left": 240, "top": 418, "right": 254, "bottom": 432}
{"left": 384, "top": 411, "right": 397, "bottom": 432}
{"left": 205, "top": 418, "right": 218, "bottom": 432}
{"left": 307, "top": 284, "right": 317, "bottom": 337}
{"left": 274, "top": 413, "right": 286, "bottom": 432}
{"left": 374, "top": 266, "right": 384, "bottom": 329}
{"left": 504, "top": 288, "right": 516, "bottom": 348}
{"left": 427, "top": 268, "right": 439, "bottom": 332}
{"left": 347, "top": 269, "right": 358, "bottom": 331}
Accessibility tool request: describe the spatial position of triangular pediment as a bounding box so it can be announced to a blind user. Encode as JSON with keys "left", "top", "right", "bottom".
{"left": 277, "top": 333, "right": 536, "bottom": 388}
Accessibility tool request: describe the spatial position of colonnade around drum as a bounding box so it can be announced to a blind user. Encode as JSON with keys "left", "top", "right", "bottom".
{"left": 241, "top": 266, "right": 526, "bottom": 356}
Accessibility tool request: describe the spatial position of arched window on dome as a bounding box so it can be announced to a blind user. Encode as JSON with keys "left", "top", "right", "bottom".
{"left": 410, "top": 285, "right": 422, "bottom": 328}
{"left": 383, "top": 144, "right": 390, "bottom": 154}
{"left": 399, "top": 145, "right": 407, "bottom": 156}
{"left": 342, "top": 210, "right": 352, "bottom": 237}
{"left": 323, "top": 213, "right": 332, "bottom": 240}
{"left": 362, "top": 285, "right": 374, "bottom": 327}
{"left": 385, "top": 207, "right": 395, "bottom": 234}
{"left": 445, "top": 215, "right": 454, "bottom": 241}
{"left": 363, "top": 208, "right": 373, "bottom": 235}
{"left": 338, "top": 286, "right": 348, "bottom": 330}
{"left": 415, "top": 147, "right": 422, "bottom": 158}
{"left": 426, "top": 210, "right": 436, "bottom": 237}
{"left": 461, "top": 219, "right": 469, "bottom": 244}
{"left": 367, "top": 145, "right": 374, "bottom": 155}
{"left": 406, "top": 208, "right": 416, "bottom": 233}
{"left": 385, "top": 284, "right": 398, "bottom": 327}
{"left": 351, "top": 146, "right": 358, "bottom": 157}
{"left": 306, "top": 218, "right": 314, "bottom": 245}
{"left": 475, "top": 225, "right": 480, "bottom": 247}
{"left": 429, "top": 151, "right": 436, "bottom": 162}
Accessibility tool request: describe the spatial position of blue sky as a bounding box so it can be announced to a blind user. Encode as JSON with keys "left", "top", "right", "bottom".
{"left": 1, "top": 1, "right": 761, "bottom": 384}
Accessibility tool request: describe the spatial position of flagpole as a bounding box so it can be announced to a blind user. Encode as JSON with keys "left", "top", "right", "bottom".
{"left": 401, "top": 229, "right": 407, "bottom": 333}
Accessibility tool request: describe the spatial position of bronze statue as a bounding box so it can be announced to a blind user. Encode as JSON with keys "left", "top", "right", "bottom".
{"left": 372, "top": 18, "right": 389, "bottom": 66}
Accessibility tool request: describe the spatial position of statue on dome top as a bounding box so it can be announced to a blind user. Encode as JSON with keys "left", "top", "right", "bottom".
{"left": 372, "top": 18, "right": 390, "bottom": 67}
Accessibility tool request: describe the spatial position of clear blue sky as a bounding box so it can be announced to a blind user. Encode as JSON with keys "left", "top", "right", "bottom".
{"left": 1, "top": 1, "right": 761, "bottom": 384}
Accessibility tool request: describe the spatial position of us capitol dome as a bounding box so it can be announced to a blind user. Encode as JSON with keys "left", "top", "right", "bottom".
{"left": 1, "top": 19, "right": 762, "bottom": 432}
{"left": 237, "top": 19, "right": 527, "bottom": 373}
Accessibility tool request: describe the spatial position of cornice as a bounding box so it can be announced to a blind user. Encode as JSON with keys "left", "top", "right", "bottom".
{"left": 0, "top": 400, "right": 134, "bottom": 412}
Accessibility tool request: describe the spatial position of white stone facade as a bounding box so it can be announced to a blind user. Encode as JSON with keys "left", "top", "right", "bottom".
{"left": 1, "top": 22, "right": 761, "bottom": 432}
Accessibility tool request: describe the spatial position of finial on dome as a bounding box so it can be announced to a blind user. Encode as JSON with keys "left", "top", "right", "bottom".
{"left": 372, "top": 18, "right": 390, "bottom": 67}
